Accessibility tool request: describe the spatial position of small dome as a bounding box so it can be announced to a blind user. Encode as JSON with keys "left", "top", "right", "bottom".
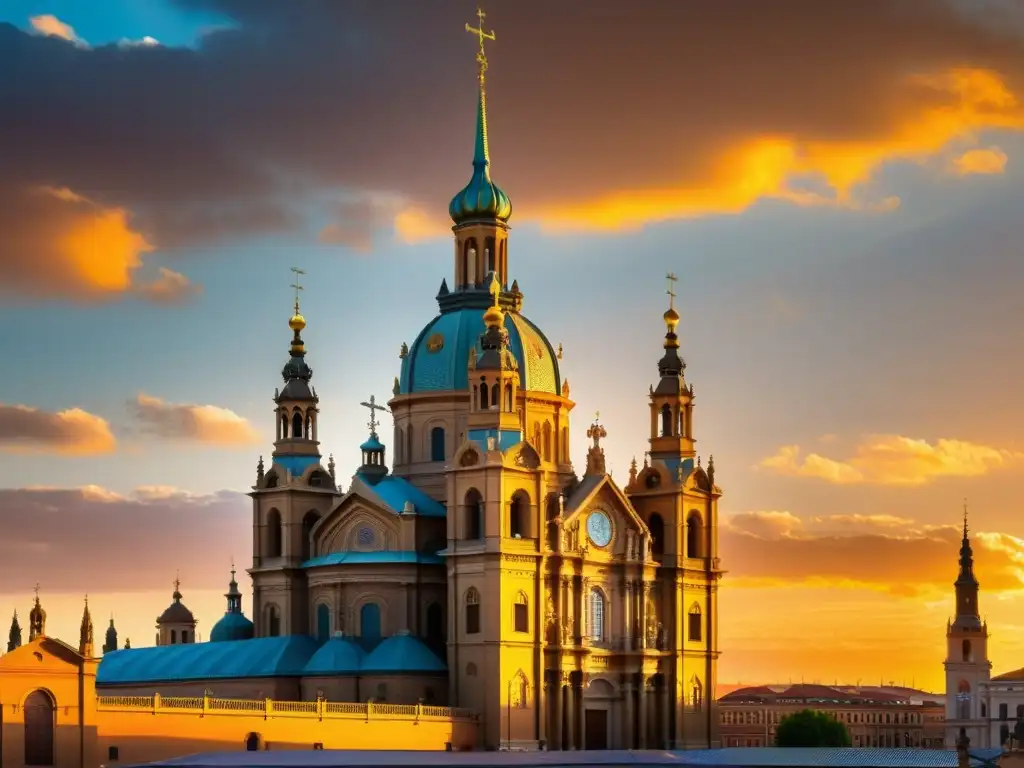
{"left": 360, "top": 435, "right": 385, "bottom": 453}
{"left": 158, "top": 601, "right": 195, "bottom": 624}
{"left": 210, "top": 612, "right": 254, "bottom": 643}
{"left": 663, "top": 306, "right": 680, "bottom": 332}
{"left": 361, "top": 632, "right": 446, "bottom": 674}
{"left": 303, "top": 635, "right": 365, "bottom": 676}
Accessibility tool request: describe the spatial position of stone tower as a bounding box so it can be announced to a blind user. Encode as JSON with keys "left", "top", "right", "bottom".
{"left": 249, "top": 275, "right": 337, "bottom": 638}
{"left": 944, "top": 505, "right": 991, "bottom": 747}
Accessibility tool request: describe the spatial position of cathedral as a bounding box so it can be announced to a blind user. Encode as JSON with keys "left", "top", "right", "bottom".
{"left": 5, "top": 12, "right": 724, "bottom": 753}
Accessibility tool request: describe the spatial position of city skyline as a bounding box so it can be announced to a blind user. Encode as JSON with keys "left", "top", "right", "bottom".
{"left": 2, "top": 0, "right": 1024, "bottom": 692}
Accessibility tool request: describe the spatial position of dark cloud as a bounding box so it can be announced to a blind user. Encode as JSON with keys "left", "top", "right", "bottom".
{"left": 0, "top": 487, "right": 249, "bottom": 592}
{"left": 2, "top": 0, "right": 1024, "bottom": 296}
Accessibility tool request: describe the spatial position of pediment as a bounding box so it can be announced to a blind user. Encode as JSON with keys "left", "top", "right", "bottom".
{"left": 314, "top": 486, "right": 402, "bottom": 557}
{"left": 0, "top": 636, "right": 82, "bottom": 671}
{"left": 561, "top": 474, "right": 649, "bottom": 560}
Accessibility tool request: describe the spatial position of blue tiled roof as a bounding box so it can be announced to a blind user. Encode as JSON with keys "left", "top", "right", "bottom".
{"left": 301, "top": 551, "right": 444, "bottom": 568}
{"left": 302, "top": 636, "right": 365, "bottom": 676}
{"left": 360, "top": 435, "right": 385, "bottom": 452}
{"left": 209, "top": 612, "right": 254, "bottom": 643}
{"left": 361, "top": 633, "right": 446, "bottom": 674}
{"left": 96, "top": 636, "right": 318, "bottom": 685}
{"left": 399, "top": 308, "right": 560, "bottom": 395}
{"left": 357, "top": 473, "right": 447, "bottom": 518}
{"left": 676, "top": 748, "right": 1004, "bottom": 768}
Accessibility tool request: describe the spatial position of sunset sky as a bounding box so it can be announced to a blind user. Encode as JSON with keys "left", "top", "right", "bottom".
{"left": 2, "top": 0, "right": 1024, "bottom": 693}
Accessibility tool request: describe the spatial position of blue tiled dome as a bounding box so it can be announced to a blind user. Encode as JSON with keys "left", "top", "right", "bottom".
{"left": 209, "top": 612, "right": 254, "bottom": 643}
{"left": 362, "top": 633, "right": 446, "bottom": 674}
{"left": 399, "top": 308, "right": 560, "bottom": 395}
{"left": 303, "top": 636, "right": 365, "bottom": 676}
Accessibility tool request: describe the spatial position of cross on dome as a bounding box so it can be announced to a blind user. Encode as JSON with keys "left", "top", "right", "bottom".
{"left": 360, "top": 395, "right": 388, "bottom": 437}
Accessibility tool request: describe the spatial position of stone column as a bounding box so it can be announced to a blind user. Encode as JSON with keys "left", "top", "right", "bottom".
{"left": 623, "top": 580, "right": 632, "bottom": 651}
{"left": 661, "top": 676, "right": 671, "bottom": 748}
{"left": 640, "top": 582, "right": 650, "bottom": 649}
{"left": 623, "top": 678, "right": 635, "bottom": 749}
{"left": 581, "top": 577, "right": 591, "bottom": 643}
{"left": 574, "top": 578, "right": 584, "bottom": 645}
{"left": 553, "top": 675, "right": 564, "bottom": 750}
{"left": 576, "top": 674, "right": 586, "bottom": 750}
{"left": 639, "top": 675, "right": 648, "bottom": 748}
{"left": 565, "top": 677, "right": 576, "bottom": 750}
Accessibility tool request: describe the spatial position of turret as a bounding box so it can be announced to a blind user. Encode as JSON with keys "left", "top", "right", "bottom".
{"left": 103, "top": 616, "right": 118, "bottom": 654}
{"left": 357, "top": 396, "right": 390, "bottom": 485}
{"left": 210, "top": 564, "right": 255, "bottom": 642}
{"left": 28, "top": 586, "right": 45, "bottom": 641}
{"left": 156, "top": 575, "right": 197, "bottom": 646}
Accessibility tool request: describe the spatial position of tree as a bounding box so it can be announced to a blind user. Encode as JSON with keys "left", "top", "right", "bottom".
{"left": 775, "top": 709, "right": 852, "bottom": 748}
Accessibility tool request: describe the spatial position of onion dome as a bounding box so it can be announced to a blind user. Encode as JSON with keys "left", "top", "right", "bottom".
{"left": 449, "top": 86, "right": 512, "bottom": 225}
{"left": 282, "top": 300, "right": 313, "bottom": 384}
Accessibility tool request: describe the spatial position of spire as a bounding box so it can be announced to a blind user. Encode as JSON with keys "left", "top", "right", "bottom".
{"left": 281, "top": 266, "right": 314, "bottom": 386}
{"left": 103, "top": 614, "right": 118, "bottom": 655}
{"left": 28, "top": 583, "right": 45, "bottom": 641}
{"left": 173, "top": 572, "right": 182, "bottom": 602}
{"left": 657, "top": 272, "right": 686, "bottom": 379}
{"left": 225, "top": 560, "right": 242, "bottom": 615}
{"left": 79, "top": 595, "right": 94, "bottom": 658}
{"left": 449, "top": 8, "right": 512, "bottom": 226}
{"left": 7, "top": 610, "right": 21, "bottom": 652}
{"left": 952, "top": 499, "right": 981, "bottom": 629}
{"left": 584, "top": 412, "right": 608, "bottom": 477}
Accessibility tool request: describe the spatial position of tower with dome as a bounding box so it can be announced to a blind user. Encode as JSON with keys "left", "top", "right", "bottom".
{"left": 90, "top": 9, "right": 724, "bottom": 751}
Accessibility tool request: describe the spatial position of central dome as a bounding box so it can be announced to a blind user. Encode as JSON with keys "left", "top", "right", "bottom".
{"left": 399, "top": 308, "right": 560, "bottom": 395}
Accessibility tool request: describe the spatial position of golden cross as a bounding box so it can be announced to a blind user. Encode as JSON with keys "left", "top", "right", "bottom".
{"left": 290, "top": 266, "right": 305, "bottom": 312}
{"left": 360, "top": 395, "right": 388, "bottom": 436}
{"left": 666, "top": 272, "right": 678, "bottom": 309}
{"left": 465, "top": 7, "right": 496, "bottom": 84}
{"left": 594, "top": 410, "right": 600, "bottom": 423}
{"left": 174, "top": 572, "right": 181, "bottom": 593}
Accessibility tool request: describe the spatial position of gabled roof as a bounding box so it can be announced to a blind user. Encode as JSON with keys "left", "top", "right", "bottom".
{"left": 562, "top": 473, "right": 647, "bottom": 536}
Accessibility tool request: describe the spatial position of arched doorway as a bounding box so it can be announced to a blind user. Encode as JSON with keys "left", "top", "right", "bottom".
{"left": 24, "top": 689, "right": 55, "bottom": 766}
{"left": 244, "top": 732, "right": 261, "bottom": 751}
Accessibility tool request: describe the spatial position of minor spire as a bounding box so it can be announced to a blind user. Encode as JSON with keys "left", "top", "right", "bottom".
{"left": 656, "top": 273, "right": 686, "bottom": 378}
{"left": 584, "top": 412, "right": 608, "bottom": 477}
{"left": 79, "top": 595, "right": 94, "bottom": 658}
{"left": 483, "top": 273, "right": 504, "bottom": 329}
{"left": 173, "top": 573, "right": 182, "bottom": 602}
{"left": 28, "top": 583, "right": 46, "bottom": 641}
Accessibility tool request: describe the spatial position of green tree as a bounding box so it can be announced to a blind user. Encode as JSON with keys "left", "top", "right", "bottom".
{"left": 775, "top": 709, "right": 852, "bottom": 748}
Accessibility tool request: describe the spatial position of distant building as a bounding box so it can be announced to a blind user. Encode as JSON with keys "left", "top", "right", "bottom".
{"left": 719, "top": 683, "right": 946, "bottom": 748}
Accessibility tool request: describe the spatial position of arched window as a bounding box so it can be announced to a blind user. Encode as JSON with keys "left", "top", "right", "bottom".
{"left": 170, "top": 629, "right": 177, "bottom": 644}
{"left": 679, "top": 408, "right": 686, "bottom": 437}
{"left": 560, "top": 427, "right": 569, "bottom": 463}
{"left": 513, "top": 591, "right": 528, "bottom": 633}
{"left": 486, "top": 236, "right": 496, "bottom": 273}
{"left": 542, "top": 422, "right": 552, "bottom": 462}
{"left": 301, "top": 511, "right": 320, "bottom": 561}
{"left": 962, "top": 639, "right": 972, "bottom": 662}
{"left": 465, "top": 588, "right": 481, "bottom": 634}
{"left": 479, "top": 380, "right": 489, "bottom": 409}
{"left": 266, "top": 509, "right": 283, "bottom": 558}
{"left": 463, "top": 238, "right": 477, "bottom": 286}
{"left": 504, "top": 383, "right": 513, "bottom": 411}
{"left": 292, "top": 411, "right": 303, "bottom": 439}
{"left": 430, "top": 426, "right": 446, "bottom": 462}
{"left": 245, "top": 733, "right": 261, "bottom": 752}
{"left": 956, "top": 680, "right": 971, "bottom": 719}
{"left": 648, "top": 513, "right": 665, "bottom": 558}
{"left": 1016, "top": 704, "right": 1024, "bottom": 719}
{"left": 426, "top": 602, "right": 444, "bottom": 651}
{"left": 589, "top": 589, "right": 605, "bottom": 642}
{"left": 509, "top": 492, "right": 528, "bottom": 539}
{"left": 181, "top": 630, "right": 189, "bottom": 644}
{"left": 266, "top": 605, "right": 281, "bottom": 637}
{"left": 686, "top": 512, "right": 703, "bottom": 559}
{"left": 465, "top": 489, "right": 484, "bottom": 540}
{"left": 24, "top": 689, "right": 55, "bottom": 767}
{"left": 279, "top": 413, "right": 288, "bottom": 440}
{"left": 660, "top": 404, "right": 672, "bottom": 437}
{"left": 1000, "top": 703, "right": 1009, "bottom": 720}
{"left": 264, "top": 471, "right": 278, "bottom": 488}
{"left": 688, "top": 604, "right": 702, "bottom": 641}
{"left": 360, "top": 603, "right": 381, "bottom": 639}
{"left": 316, "top": 604, "right": 330, "bottom": 643}
{"left": 491, "top": 383, "right": 499, "bottom": 410}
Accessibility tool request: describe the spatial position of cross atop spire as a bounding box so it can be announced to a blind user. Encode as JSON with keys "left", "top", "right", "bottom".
{"left": 360, "top": 395, "right": 388, "bottom": 438}
{"left": 465, "top": 7, "right": 495, "bottom": 86}
{"left": 290, "top": 266, "right": 305, "bottom": 315}
{"left": 666, "top": 272, "right": 678, "bottom": 310}
{"left": 33, "top": 583, "right": 40, "bottom": 600}
{"left": 963, "top": 497, "right": 969, "bottom": 538}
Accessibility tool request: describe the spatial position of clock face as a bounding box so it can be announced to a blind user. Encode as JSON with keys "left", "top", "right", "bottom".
{"left": 587, "top": 510, "right": 613, "bottom": 548}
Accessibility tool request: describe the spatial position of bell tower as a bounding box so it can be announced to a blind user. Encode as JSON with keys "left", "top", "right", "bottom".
{"left": 944, "top": 502, "right": 991, "bottom": 747}
{"left": 249, "top": 268, "right": 338, "bottom": 639}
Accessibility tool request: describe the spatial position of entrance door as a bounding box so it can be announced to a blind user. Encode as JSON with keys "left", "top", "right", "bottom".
{"left": 24, "top": 690, "right": 54, "bottom": 766}
{"left": 584, "top": 708, "right": 608, "bottom": 750}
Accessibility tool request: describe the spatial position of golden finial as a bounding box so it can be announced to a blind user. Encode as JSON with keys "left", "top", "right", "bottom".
{"left": 289, "top": 267, "right": 306, "bottom": 332}
{"left": 664, "top": 272, "right": 680, "bottom": 332}
{"left": 483, "top": 272, "right": 504, "bottom": 328}
{"left": 465, "top": 7, "right": 496, "bottom": 87}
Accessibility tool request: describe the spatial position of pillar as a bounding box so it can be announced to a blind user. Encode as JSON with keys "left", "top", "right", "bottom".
{"left": 639, "top": 675, "right": 648, "bottom": 748}
{"left": 623, "top": 679, "right": 635, "bottom": 749}
{"left": 553, "top": 676, "right": 564, "bottom": 750}
{"left": 623, "top": 581, "right": 632, "bottom": 651}
{"left": 565, "top": 679, "right": 576, "bottom": 750}
{"left": 640, "top": 582, "right": 650, "bottom": 649}
{"left": 661, "top": 676, "right": 671, "bottom": 748}
{"left": 576, "top": 674, "right": 585, "bottom": 749}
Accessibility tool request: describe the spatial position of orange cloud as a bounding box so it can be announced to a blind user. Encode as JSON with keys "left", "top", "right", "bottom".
{"left": 0, "top": 403, "right": 116, "bottom": 456}
{"left": 950, "top": 146, "right": 1009, "bottom": 176}
{"left": 721, "top": 512, "right": 1024, "bottom": 596}
{"left": 757, "top": 435, "right": 1024, "bottom": 486}
{"left": 131, "top": 394, "right": 260, "bottom": 446}
{"left": 28, "top": 15, "right": 80, "bottom": 44}
{"left": 394, "top": 205, "right": 449, "bottom": 245}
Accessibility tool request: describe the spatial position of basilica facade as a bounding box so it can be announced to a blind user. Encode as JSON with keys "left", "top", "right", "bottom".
{"left": 11, "top": 17, "right": 724, "bottom": 754}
